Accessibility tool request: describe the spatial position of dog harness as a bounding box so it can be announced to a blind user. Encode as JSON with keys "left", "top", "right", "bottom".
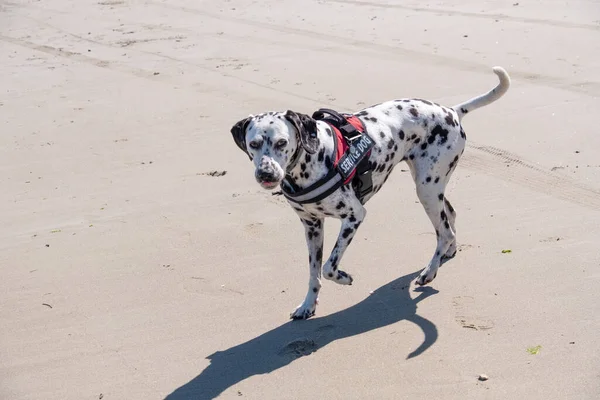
{"left": 281, "top": 108, "right": 375, "bottom": 205}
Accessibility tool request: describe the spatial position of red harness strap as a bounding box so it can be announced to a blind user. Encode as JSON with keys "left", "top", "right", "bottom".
{"left": 330, "top": 115, "right": 369, "bottom": 184}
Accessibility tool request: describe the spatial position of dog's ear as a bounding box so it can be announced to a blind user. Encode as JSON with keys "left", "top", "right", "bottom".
{"left": 284, "top": 110, "right": 319, "bottom": 154}
{"left": 230, "top": 115, "right": 253, "bottom": 155}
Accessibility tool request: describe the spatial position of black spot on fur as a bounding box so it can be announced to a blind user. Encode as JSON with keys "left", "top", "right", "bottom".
{"left": 312, "top": 287, "right": 318, "bottom": 293}
{"left": 342, "top": 228, "right": 353, "bottom": 239}
{"left": 421, "top": 151, "right": 428, "bottom": 158}
{"left": 336, "top": 201, "right": 346, "bottom": 210}
{"left": 380, "top": 131, "right": 385, "bottom": 139}
{"left": 349, "top": 214, "right": 357, "bottom": 223}
{"left": 444, "top": 198, "right": 455, "bottom": 214}
{"left": 414, "top": 137, "right": 421, "bottom": 144}
{"left": 387, "top": 139, "right": 395, "bottom": 149}
{"left": 326, "top": 128, "right": 333, "bottom": 137}
{"left": 328, "top": 272, "right": 333, "bottom": 277}
{"left": 426, "top": 176, "right": 432, "bottom": 183}
{"left": 445, "top": 114, "right": 456, "bottom": 127}
{"left": 377, "top": 164, "right": 386, "bottom": 173}
{"left": 300, "top": 163, "right": 306, "bottom": 171}
{"left": 337, "top": 270, "right": 349, "bottom": 279}
{"left": 385, "top": 154, "right": 390, "bottom": 162}
{"left": 396, "top": 104, "right": 403, "bottom": 111}
{"left": 428, "top": 125, "right": 449, "bottom": 145}
{"left": 394, "top": 144, "right": 398, "bottom": 151}
{"left": 318, "top": 149, "right": 325, "bottom": 162}
{"left": 438, "top": 193, "right": 444, "bottom": 201}
{"left": 434, "top": 176, "right": 440, "bottom": 183}
{"left": 460, "top": 127, "right": 466, "bottom": 139}
{"left": 410, "top": 108, "right": 419, "bottom": 117}
{"left": 441, "top": 210, "right": 447, "bottom": 220}
{"left": 357, "top": 110, "right": 369, "bottom": 117}
{"left": 461, "top": 108, "right": 468, "bottom": 114}
{"left": 331, "top": 255, "right": 339, "bottom": 268}
{"left": 340, "top": 213, "right": 348, "bottom": 219}
{"left": 304, "top": 154, "right": 312, "bottom": 163}
{"left": 416, "top": 99, "right": 433, "bottom": 105}
{"left": 420, "top": 142, "right": 428, "bottom": 150}
{"left": 409, "top": 154, "right": 415, "bottom": 160}
{"left": 398, "top": 130, "right": 405, "bottom": 140}
{"left": 316, "top": 247, "right": 323, "bottom": 261}
{"left": 444, "top": 221, "right": 450, "bottom": 229}
{"left": 447, "top": 155, "right": 459, "bottom": 174}
{"left": 325, "top": 156, "right": 333, "bottom": 169}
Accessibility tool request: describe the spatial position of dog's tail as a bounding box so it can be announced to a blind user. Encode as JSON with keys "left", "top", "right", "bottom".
{"left": 452, "top": 66, "right": 510, "bottom": 122}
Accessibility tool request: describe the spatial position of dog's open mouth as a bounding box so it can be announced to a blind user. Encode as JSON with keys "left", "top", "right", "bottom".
{"left": 259, "top": 180, "right": 280, "bottom": 190}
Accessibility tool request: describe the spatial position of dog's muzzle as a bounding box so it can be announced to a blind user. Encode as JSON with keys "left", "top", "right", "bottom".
{"left": 255, "top": 161, "right": 282, "bottom": 189}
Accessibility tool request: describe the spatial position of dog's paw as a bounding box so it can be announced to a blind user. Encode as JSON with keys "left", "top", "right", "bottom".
{"left": 323, "top": 269, "right": 353, "bottom": 285}
{"left": 290, "top": 302, "right": 317, "bottom": 320}
{"left": 416, "top": 268, "right": 438, "bottom": 286}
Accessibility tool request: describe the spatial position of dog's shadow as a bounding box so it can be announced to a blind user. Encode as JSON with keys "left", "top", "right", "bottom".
{"left": 165, "top": 271, "right": 438, "bottom": 400}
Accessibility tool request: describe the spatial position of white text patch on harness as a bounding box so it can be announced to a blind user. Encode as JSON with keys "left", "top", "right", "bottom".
{"left": 337, "top": 133, "right": 375, "bottom": 181}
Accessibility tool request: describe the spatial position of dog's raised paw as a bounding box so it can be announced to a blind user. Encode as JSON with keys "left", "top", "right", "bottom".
{"left": 336, "top": 270, "right": 353, "bottom": 285}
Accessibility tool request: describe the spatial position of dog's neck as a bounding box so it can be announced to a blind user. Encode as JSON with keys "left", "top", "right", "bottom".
{"left": 285, "top": 121, "right": 336, "bottom": 191}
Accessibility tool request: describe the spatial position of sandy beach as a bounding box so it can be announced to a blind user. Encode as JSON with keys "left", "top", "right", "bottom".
{"left": 1, "top": 0, "right": 600, "bottom": 399}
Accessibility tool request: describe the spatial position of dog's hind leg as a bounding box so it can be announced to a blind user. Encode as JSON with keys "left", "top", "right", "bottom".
{"left": 291, "top": 217, "right": 324, "bottom": 320}
{"left": 322, "top": 200, "right": 366, "bottom": 286}
{"left": 409, "top": 164, "right": 457, "bottom": 286}
{"left": 441, "top": 196, "right": 457, "bottom": 263}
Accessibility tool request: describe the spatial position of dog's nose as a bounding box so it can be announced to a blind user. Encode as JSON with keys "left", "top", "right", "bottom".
{"left": 257, "top": 170, "right": 276, "bottom": 182}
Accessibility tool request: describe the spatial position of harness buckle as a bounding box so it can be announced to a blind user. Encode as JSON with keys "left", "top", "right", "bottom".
{"left": 339, "top": 123, "right": 362, "bottom": 142}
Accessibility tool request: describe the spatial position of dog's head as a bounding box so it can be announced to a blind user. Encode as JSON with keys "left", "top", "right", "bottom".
{"left": 230, "top": 110, "right": 320, "bottom": 190}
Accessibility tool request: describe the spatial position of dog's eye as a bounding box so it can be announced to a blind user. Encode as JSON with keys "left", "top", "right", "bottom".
{"left": 275, "top": 139, "right": 287, "bottom": 149}
{"left": 249, "top": 141, "right": 261, "bottom": 150}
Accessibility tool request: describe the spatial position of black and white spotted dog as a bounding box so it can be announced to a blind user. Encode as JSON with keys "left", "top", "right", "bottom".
{"left": 230, "top": 67, "right": 510, "bottom": 319}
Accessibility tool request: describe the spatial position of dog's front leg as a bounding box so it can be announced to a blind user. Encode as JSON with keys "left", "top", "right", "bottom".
{"left": 322, "top": 204, "right": 366, "bottom": 285}
{"left": 290, "top": 217, "right": 324, "bottom": 320}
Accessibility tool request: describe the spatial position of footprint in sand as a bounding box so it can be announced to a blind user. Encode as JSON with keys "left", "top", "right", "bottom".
{"left": 277, "top": 339, "right": 318, "bottom": 358}
{"left": 452, "top": 296, "right": 494, "bottom": 331}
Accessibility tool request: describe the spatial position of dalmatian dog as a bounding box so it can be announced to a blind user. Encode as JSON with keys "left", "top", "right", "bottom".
{"left": 230, "top": 67, "right": 510, "bottom": 319}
